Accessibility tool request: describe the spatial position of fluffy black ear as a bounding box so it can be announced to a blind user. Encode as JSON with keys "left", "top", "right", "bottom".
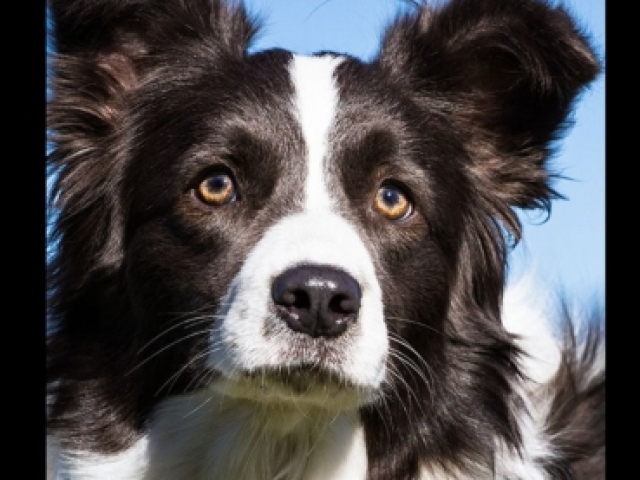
{"left": 47, "top": 0, "right": 259, "bottom": 287}
{"left": 376, "top": 0, "right": 600, "bottom": 217}
{"left": 49, "top": 0, "right": 258, "bottom": 57}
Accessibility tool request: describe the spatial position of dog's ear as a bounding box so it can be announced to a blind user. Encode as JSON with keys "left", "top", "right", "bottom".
{"left": 47, "top": 0, "right": 258, "bottom": 286}
{"left": 376, "top": 0, "right": 600, "bottom": 218}
{"left": 49, "top": 0, "right": 258, "bottom": 57}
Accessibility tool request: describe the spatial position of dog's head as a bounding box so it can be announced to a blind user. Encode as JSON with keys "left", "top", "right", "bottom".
{"left": 47, "top": 0, "right": 599, "bottom": 451}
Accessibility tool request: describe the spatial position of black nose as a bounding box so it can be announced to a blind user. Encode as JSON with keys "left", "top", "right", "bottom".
{"left": 271, "top": 265, "right": 361, "bottom": 338}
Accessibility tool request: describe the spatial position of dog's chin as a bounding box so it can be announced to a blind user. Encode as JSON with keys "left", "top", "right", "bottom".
{"left": 211, "top": 366, "right": 378, "bottom": 411}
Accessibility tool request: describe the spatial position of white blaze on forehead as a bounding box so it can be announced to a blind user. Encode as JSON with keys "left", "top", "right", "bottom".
{"left": 289, "top": 54, "right": 344, "bottom": 212}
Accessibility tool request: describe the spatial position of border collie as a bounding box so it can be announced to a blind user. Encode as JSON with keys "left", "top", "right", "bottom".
{"left": 46, "top": 0, "right": 605, "bottom": 478}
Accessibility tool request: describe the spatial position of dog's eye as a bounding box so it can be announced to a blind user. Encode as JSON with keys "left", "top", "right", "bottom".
{"left": 373, "top": 183, "right": 412, "bottom": 221}
{"left": 195, "top": 172, "right": 237, "bottom": 206}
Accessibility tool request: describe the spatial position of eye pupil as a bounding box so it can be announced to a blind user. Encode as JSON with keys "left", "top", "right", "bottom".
{"left": 206, "top": 175, "right": 231, "bottom": 192}
{"left": 381, "top": 188, "right": 400, "bottom": 207}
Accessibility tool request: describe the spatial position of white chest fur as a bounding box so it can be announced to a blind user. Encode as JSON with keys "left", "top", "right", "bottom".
{"left": 143, "top": 391, "right": 368, "bottom": 480}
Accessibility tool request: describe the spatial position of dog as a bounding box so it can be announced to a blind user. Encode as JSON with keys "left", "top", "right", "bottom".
{"left": 46, "top": 0, "right": 605, "bottom": 478}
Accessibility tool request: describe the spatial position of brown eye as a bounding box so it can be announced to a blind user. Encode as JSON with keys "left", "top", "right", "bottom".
{"left": 196, "top": 172, "right": 237, "bottom": 206}
{"left": 373, "top": 184, "right": 412, "bottom": 221}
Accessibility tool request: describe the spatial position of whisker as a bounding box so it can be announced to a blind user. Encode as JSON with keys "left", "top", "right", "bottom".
{"left": 136, "top": 315, "right": 214, "bottom": 355}
{"left": 127, "top": 330, "right": 210, "bottom": 376}
{"left": 181, "top": 346, "right": 224, "bottom": 393}
{"left": 157, "top": 303, "right": 219, "bottom": 319}
{"left": 386, "top": 316, "right": 447, "bottom": 338}
{"left": 180, "top": 395, "right": 213, "bottom": 420}
{"left": 388, "top": 332, "right": 437, "bottom": 385}
{"left": 381, "top": 365, "right": 414, "bottom": 422}
{"left": 188, "top": 367, "right": 217, "bottom": 395}
{"left": 386, "top": 332, "right": 437, "bottom": 411}
{"left": 155, "top": 342, "right": 219, "bottom": 396}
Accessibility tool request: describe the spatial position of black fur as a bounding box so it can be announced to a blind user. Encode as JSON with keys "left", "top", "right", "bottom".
{"left": 47, "top": 0, "right": 604, "bottom": 478}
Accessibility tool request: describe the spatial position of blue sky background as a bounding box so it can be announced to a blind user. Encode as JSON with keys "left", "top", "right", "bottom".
{"left": 47, "top": 0, "right": 605, "bottom": 304}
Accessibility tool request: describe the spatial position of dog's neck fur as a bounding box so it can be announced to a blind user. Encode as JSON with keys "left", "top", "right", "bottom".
{"left": 49, "top": 383, "right": 555, "bottom": 480}
{"left": 49, "top": 392, "right": 546, "bottom": 480}
{"left": 143, "top": 392, "right": 368, "bottom": 480}
{"left": 49, "top": 393, "right": 552, "bottom": 480}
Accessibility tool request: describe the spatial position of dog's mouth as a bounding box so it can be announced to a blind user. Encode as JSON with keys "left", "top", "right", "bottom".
{"left": 212, "top": 364, "right": 376, "bottom": 410}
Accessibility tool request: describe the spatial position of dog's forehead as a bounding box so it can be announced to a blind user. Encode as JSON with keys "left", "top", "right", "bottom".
{"left": 240, "top": 50, "right": 401, "bottom": 144}
{"left": 287, "top": 55, "right": 410, "bottom": 146}
{"left": 283, "top": 52, "right": 400, "bottom": 134}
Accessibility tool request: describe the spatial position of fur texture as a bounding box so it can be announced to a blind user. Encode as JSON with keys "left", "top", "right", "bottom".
{"left": 46, "top": 0, "right": 604, "bottom": 478}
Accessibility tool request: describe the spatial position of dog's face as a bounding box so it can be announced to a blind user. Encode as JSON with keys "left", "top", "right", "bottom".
{"left": 123, "top": 51, "right": 468, "bottom": 409}
{"left": 47, "top": 0, "right": 600, "bottom": 454}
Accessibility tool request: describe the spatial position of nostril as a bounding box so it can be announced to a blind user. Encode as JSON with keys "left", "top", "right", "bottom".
{"left": 328, "top": 293, "right": 359, "bottom": 316}
{"left": 271, "top": 265, "right": 362, "bottom": 338}
{"left": 277, "top": 289, "right": 311, "bottom": 311}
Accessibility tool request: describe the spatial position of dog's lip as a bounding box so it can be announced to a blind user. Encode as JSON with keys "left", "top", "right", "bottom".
{"left": 242, "top": 364, "right": 352, "bottom": 392}
{"left": 212, "top": 363, "right": 374, "bottom": 404}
